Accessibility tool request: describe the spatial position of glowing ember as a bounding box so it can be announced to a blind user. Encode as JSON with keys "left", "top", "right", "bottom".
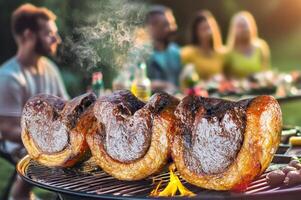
{"left": 150, "top": 164, "right": 196, "bottom": 197}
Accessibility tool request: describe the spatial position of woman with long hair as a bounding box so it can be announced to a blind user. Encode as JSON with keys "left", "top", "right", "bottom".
{"left": 181, "top": 10, "right": 224, "bottom": 82}
{"left": 225, "top": 11, "right": 270, "bottom": 78}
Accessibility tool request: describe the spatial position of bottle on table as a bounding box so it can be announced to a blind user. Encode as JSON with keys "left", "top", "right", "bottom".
{"left": 112, "top": 71, "right": 132, "bottom": 91}
{"left": 180, "top": 63, "right": 201, "bottom": 95}
{"left": 92, "top": 72, "right": 105, "bottom": 97}
{"left": 131, "top": 62, "right": 151, "bottom": 101}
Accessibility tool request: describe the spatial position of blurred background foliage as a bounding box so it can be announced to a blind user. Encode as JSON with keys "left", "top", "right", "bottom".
{"left": 1, "top": 0, "right": 301, "bottom": 95}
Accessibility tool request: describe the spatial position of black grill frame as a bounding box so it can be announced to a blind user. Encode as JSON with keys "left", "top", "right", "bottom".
{"left": 17, "top": 155, "right": 301, "bottom": 200}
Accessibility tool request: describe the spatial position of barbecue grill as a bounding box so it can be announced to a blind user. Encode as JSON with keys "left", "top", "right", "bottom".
{"left": 17, "top": 155, "right": 301, "bottom": 200}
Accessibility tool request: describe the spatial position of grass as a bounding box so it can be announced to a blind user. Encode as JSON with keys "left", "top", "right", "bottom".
{"left": 0, "top": 158, "right": 14, "bottom": 192}
{"left": 280, "top": 101, "right": 301, "bottom": 125}
{"left": 0, "top": 157, "right": 56, "bottom": 199}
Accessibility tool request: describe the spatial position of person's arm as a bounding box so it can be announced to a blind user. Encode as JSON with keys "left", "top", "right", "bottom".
{"left": 56, "top": 72, "right": 70, "bottom": 100}
{"left": 0, "top": 116, "right": 22, "bottom": 143}
{"left": 47, "top": 58, "right": 70, "bottom": 100}
{"left": 147, "top": 60, "right": 178, "bottom": 93}
{"left": 151, "top": 80, "right": 177, "bottom": 94}
{"left": 180, "top": 46, "right": 191, "bottom": 66}
{"left": 222, "top": 49, "right": 232, "bottom": 79}
{"left": 0, "top": 76, "right": 23, "bottom": 144}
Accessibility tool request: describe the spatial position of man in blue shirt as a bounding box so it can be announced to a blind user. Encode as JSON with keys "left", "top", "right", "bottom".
{"left": 145, "top": 5, "right": 182, "bottom": 93}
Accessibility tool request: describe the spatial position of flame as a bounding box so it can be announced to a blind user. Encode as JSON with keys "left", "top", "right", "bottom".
{"left": 150, "top": 164, "right": 196, "bottom": 197}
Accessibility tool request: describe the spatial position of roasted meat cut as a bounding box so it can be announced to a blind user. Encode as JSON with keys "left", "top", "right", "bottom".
{"left": 172, "top": 95, "right": 282, "bottom": 190}
{"left": 87, "top": 90, "right": 179, "bottom": 180}
{"left": 21, "top": 93, "right": 96, "bottom": 167}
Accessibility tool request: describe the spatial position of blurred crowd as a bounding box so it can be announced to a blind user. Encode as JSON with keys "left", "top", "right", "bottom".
{"left": 144, "top": 5, "right": 271, "bottom": 96}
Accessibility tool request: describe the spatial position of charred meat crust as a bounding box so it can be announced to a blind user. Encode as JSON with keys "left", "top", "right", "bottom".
{"left": 93, "top": 90, "right": 178, "bottom": 163}
{"left": 88, "top": 90, "right": 179, "bottom": 180}
{"left": 174, "top": 96, "right": 253, "bottom": 175}
{"left": 172, "top": 95, "right": 282, "bottom": 191}
{"left": 63, "top": 93, "right": 97, "bottom": 129}
{"left": 22, "top": 93, "right": 96, "bottom": 154}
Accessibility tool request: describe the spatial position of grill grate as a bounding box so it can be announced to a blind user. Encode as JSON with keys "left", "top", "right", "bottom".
{"left": 17, "top": 156, "right": 301, "bottom": 200}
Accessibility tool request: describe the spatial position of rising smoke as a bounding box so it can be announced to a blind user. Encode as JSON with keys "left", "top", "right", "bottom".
{"left": 59, "top": 0, "right": 151, "bottom": 73}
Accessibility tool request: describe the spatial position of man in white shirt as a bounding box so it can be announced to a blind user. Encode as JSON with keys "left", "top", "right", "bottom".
{"left": 0, "top": 4, "right": 69, "bottom": 199}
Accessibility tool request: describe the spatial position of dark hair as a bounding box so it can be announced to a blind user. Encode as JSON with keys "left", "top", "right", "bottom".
{"left": 190, "top": 10, "right": 222, "bottom": 51}
{"left": 11, "top": 3, "right": 56, "bottom": 36}
{"left": 191, "top": 11, "right": 211, "bottom": 45}
{"left": 145, "top": 5, "right": 167, "bottom": 24}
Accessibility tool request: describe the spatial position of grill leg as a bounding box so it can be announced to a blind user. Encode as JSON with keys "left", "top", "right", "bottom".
{"left": 56, "top": 194, "right": 64, "bottom": 200}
